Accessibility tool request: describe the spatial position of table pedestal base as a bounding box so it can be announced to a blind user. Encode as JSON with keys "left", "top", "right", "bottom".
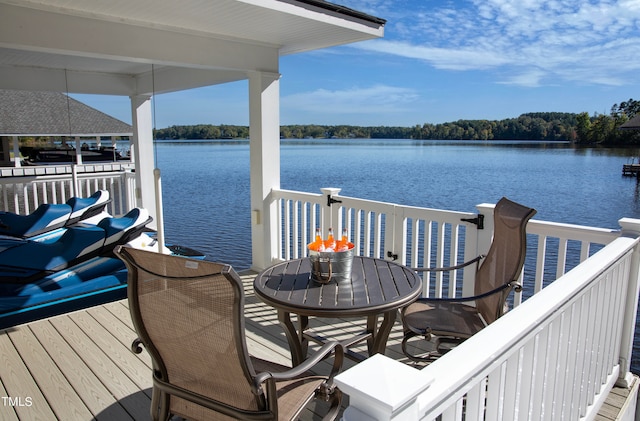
{"left": 278, "top": 310, "right": 398, "bottom": 366}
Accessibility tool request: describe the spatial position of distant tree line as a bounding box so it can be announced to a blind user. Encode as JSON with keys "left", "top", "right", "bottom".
{"left": 154, "top": 99, "right": 640, "bottom": 145}
{"left": 575, "top": 99, "right": 640, "bottom": 145}
{"left": 411, "top": 112, "right": 579, "bottom": 141}
{"left": 155, "top": 124, "right": 250, "bottom": 140}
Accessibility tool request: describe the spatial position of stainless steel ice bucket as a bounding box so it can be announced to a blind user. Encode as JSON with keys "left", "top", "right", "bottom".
{"left": 308, "top": 247, "right": 354, "bottom": 284}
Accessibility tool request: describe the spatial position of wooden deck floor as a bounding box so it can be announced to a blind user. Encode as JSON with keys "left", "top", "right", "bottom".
{"left": 0, "top": 270, "right": 634, "bottom": 420}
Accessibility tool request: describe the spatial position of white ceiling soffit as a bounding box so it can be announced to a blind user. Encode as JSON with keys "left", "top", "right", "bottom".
{"left": 0, "top": 0, "right": 384, "bottom": 95}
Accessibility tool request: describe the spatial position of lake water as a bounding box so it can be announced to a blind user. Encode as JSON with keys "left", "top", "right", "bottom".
{"left": 156, "top": 139, "right": 640, "bottom": 267}
{"left": 154, "top": 139, "right": 640, "bottom": 372}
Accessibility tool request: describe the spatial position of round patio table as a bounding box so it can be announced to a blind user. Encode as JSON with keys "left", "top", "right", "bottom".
{"left": 254, "top": 256, "right": 422, "bottom": 366}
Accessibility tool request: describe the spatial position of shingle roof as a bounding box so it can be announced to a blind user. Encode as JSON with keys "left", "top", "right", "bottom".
{"left": 620, "top": 114, "right": 640, "bottom": 130}
{"left": 0, "top": 90, "right": 132, "bottom": 136}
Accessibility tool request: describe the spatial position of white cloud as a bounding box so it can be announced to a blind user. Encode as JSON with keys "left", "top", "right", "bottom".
{"left": 357, "top": 40, "right": 512, "bottom": 70}
{"left": 498, "top": 70, "right": 547, "bottom": 87}
{"left": 344, "top": 0, "right": 640, "bottom": 87}
{"left": 281, "top": 85, "right": 419, "bottom": 114}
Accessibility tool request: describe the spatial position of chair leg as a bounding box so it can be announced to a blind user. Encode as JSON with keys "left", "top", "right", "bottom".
{"left": 320, "top": 388, "right": 343, "bottom": 421}
{"left": 150, "top": 386, "right": 170, "bottom": 421}
{"left": 436, "top": 337, "right": 463, "bottom": 355}
{"left": 401, "top": 331, "right": 440, "bottom": 363}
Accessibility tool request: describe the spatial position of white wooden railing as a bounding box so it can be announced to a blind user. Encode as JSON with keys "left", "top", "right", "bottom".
{"left": 270, "top": 187, "right": 620, "bottom": 301}
{"left": 0, "top": 163, "right": 137, "bottom": 217}
{"left": 271, "top": 187, "right": 640, "bottom": 420}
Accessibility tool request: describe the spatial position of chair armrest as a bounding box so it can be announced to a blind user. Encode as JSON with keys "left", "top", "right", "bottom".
{"left": 413, "top": 255, "right": 483, "bottom": 273}
{"left": 255, "top": 341, "right": 344, "bottom": 382}
{"left": 414, "top": 280, "right": 520, "bottom": 304}
{"left": 253, "top": 341, "right": 344, "bottom": 391}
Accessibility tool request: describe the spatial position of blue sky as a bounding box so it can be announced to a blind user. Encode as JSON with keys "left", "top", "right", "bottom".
{"left": 74, "top": 0, "right": 640, "bottom": 128}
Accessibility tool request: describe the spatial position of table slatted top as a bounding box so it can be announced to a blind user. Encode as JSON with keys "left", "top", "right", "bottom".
{"left": 254, "top": 257, "right": 422, "bottom": 317}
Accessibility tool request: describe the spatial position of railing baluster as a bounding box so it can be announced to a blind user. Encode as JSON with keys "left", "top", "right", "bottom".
{"left": 485, "top": 365, "right": 503, "bottom": 419}
{"left": 465, "top": 378, "right": 486, "bottom": 420}
{"left": 435, "top": 222, "right": 445, "bottom": 297}
{"left": 32, "top": 182, "right": 38, "bottom": 210}
{"left": 529, "top": 331, "right": 547, "bottom": 420}
{"left": 22, "top": 183, "right": 29, "bottom": 214}
{"left": 354, "top": 209, "right": 362, "bottom": 256}
{"left": 301, "top": 200, "right": 308, "bottom": 257}
{"left": 292, "top": 199, "right": 299, "bottom": 259}
{"left": 410, "top": 218, "right": 420, "bottom": 268}
{"left": 556, "top": 237, "right": 568, "bottom": 278}
{"left": 2, "top": 185, "right": 7, "bottom": 212}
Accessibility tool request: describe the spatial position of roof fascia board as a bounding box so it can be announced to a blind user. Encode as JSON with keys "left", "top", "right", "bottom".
{"left": 287, "top": 0, "right": 385, "bottom": 26}
{"left": 241, "top": 0, "right": 384, "bottom": 31}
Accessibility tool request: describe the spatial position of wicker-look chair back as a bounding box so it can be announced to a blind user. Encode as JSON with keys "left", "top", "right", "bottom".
{"left": 116, "top": 246, "right": 343, "bottom": 421}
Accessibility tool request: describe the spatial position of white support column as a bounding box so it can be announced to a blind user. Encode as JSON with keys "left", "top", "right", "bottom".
{"left": 12, "top": 136, "right": 20, "bottom": 167}
{"left": 249, "top": 71, "right": 281, "bottom": 270}
{"left": 74, "top": 136, "right": 83, "bottom": 165}
{"left": 130, "top": 94, "right": 158, "bottom": 229}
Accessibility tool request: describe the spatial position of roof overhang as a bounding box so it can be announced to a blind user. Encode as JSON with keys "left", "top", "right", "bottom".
{"left": 0, "top": 0, "right": 384, "bottom": 96}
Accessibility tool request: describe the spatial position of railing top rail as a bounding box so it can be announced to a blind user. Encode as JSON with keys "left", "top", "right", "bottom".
{"left": 397, "top": 202, "right": 477, "bottom": 223}
{"left": 271, "top": 188, "right": 323, "bottom": 201}
{"left": 0, "top": 162, "right": 133, "bottom": 178}
{"left": 0, "top": 169, "right": 130, "bottom": 185}
{"left": 527, "top": 218, "right": 619, "bottom": 244}
{"left": 274, "top": 188, "right": 478, "bottom": 218}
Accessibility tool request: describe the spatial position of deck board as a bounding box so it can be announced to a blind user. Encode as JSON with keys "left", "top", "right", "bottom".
{"left": 0, "top": 270, "right": 633, "bottom": 420}
{"left": 8, "top": 324, "right": 95, "bottom": 420}
{"left": 29, "top": 320, "right": 135, "bottom": 421}
{"left": 0, "top": 327, "right": 57, "bottom": 420}
{"left": 48, "top": 314, "right": 152, "bottom": 420}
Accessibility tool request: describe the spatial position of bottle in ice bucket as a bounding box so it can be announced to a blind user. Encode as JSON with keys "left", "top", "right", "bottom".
{"left": 325, "top": 228, "right": 336, "bottom": 252}
{"left": 310, "top": 227, "right": 325, "bottom": 251}
{"left": 336, "top": 228, "right": 352, "bottom": 252}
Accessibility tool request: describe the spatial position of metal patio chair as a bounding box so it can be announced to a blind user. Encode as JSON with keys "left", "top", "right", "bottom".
{"left": 115, "top": 246, "right": 344, "bottom": 421}
{"left": 401, "top": 197, "right": 536, "bottom": 362}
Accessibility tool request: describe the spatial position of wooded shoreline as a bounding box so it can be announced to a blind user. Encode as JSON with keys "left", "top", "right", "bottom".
{"left": 154, "top": 99, "right": 640, "bottom": 145}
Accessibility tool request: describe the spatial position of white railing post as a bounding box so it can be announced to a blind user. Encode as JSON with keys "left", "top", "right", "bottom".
{"left": 616, "top": 217, "right": 640, "bottom": 387}
{"left": 125, "top": 170, "right": 137, "bottom": 214}
{"left": 334, "top": 354, "right": 432, "bottom": 421}
{"left": 71, "top": 164, "right": 79, "bottom": 197}
{"left": 475, "top": 202, "right": 495, "bottom": 255}
{"left": 470, "top": 202, "right": 495, "bottom": 297}
{"left": 153, "top": 168, "right": 165, "bottom": 253}
{"left": 391, "top": 205, "right": 407, "bottom": 263}
{"left": 320, "top": 187, "right": 341, "bottom": 237}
